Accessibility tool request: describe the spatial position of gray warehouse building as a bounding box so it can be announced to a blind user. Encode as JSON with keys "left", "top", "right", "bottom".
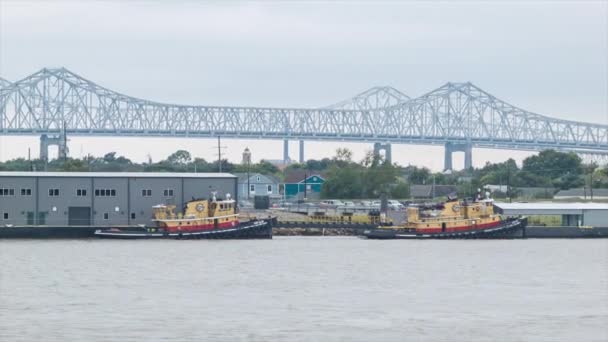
{"left": 0, "top": 172, "right": 237, "bottom": 227}
{"left": 494, "top": 202, "right": 608, "bottom": 227}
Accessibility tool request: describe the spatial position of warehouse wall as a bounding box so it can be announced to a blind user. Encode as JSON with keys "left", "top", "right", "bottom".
{"left": 582, "top": 209, "right": 608, "bottom": 227}
{"left": 0, "top": 177, "right": 36, "bottom": 226}
{"left": 0, "top": 175, "right": 237, "bottom": 227}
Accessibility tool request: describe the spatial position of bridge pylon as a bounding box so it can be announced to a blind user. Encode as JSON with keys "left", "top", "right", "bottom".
{"left": 299, "top": 140, "right": 304, "bottom": 163}
{"left": 373, "top": 142, "right": 392, "bottom": 163}
{"left": 40, "top": 134, "right": 68, "bottom": 161}
{"left": 444, "top": 142, "right": 472, "bottom": 171}
{"left": 283, "top": 139, "right": 290, "bottom": 164}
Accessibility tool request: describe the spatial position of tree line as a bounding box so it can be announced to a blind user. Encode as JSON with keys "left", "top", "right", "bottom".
{"left": 1, "top": 148, "right": 606, "bottom": 199}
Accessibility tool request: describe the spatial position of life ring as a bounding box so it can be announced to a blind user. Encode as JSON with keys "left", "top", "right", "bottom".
{"left": 196, "top": 203, "right": 204, "bottom": 212}
{"left": 452, "top": 205, "right": 461, "bottom": 212}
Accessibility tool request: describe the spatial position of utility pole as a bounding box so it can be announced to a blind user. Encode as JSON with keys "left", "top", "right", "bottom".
{"left": 590, "top": 173, "right": 594, "bottom": 201}
{"left": 28, "top": 148, "right": 32, "bottom": 171}
{"left": 217, "top": 136, "right": 222, "bottom": 173}
{"left": 507, "top": 166, "right": 511, "bottom": 203}
{"left": 247, "top": 155, "right": 251, "bottom": 200}
{"left": 63, "top": 121, "right": 67, "bottom": 161}
{"left": 304, "top": 172, "right": 308, "bottom": 200}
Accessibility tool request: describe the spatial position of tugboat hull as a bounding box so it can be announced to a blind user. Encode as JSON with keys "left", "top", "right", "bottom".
{"left": 95, "top": 220, "right": 272, "bottom": 240}
{"left": 363, "top": 217, "right": 527, "bottom": 239}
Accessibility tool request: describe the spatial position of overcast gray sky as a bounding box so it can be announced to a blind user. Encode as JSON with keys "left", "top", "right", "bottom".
{"left": 0, "top": 1, "right": 607, "bottom": 170}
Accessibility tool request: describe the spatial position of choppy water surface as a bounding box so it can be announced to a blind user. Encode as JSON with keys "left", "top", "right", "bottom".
{"left": 1, "top": 238, "right": 607, "bottom": 342}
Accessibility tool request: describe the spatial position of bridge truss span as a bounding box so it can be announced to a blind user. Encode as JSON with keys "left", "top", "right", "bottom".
{"left": 1, "top": 67, "right": 607, "bottom": 159}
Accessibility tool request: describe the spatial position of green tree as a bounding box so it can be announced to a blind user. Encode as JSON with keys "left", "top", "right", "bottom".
{"left": 321, "top": 165, "right": 364, "bottom": 199}
{"left": 166, "top": 150, "right": 192, "bottom": 165}
{"left": 59, "top": 158, "right": 88, "bottom": 171}
{"left": 103, "top": 152, "right": 117, "bottom": 163}
{"left": 523, "top": 150, "right": 582, "bottom": 180}
{"left": 403, "top": 165, "right": 430, "bottom": 184}
{"left": 390, "top": 181, "right": 410, "bottom": 198}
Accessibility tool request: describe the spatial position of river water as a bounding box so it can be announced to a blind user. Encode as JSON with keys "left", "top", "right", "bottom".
{"left": 0, "top": 238, "right": 606, "bottom": 342}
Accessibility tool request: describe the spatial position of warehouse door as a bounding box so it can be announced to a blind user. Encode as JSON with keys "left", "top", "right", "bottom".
{"left": 68, "top": 207, "right": 91, "bottom": 226}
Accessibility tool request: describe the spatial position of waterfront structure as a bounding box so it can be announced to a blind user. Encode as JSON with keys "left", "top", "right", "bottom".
{"left": 283, "top": 171, "right": 325, "bottom": 200}
{"left": 234, "top": 173, "right": 281, "bottom": 199}
{"left": 494, "top": 202, "right": 608, "bottom": 227}
{"left": 2, "top": 68, "right": 608, "bottom": 171}
{"left": 0, "top": 172, "right": 237, "bottom": 226}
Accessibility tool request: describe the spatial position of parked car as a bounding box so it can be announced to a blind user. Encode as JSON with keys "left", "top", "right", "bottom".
{"left": 239, "top": 200, "right": 254, "bottom": 209}
{"left": 320, "top": 200, "right": 345, "bottom": 208}
{"left": 387, "top": 200, "right": 405, "bottom": 210}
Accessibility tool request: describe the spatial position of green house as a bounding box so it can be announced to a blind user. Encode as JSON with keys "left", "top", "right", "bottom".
{"left": 283, "top": 172, "right": 325, "bottom": 199}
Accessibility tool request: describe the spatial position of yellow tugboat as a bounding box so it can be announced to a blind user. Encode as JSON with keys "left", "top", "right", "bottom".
{"left": 95, "top": 193, "right": 272, "bottom": 239}
{"left": 151, "top": 195, "right": 239, "bottom": 233}
{"left": 364, "top": 194, "right": 526, "bottom": 239}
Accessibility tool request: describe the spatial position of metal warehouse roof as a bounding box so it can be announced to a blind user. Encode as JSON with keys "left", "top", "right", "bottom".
{"left": 495, "top": 202, "right": 608, "bottom": 210}
{"left": 494, "top": 202, "right": 608, "bottom": 215}
{"left": 0, "top": 171, "right": 236, "bottom": 178}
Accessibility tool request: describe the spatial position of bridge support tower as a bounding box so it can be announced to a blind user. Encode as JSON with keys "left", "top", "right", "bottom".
{"left": 283, "top": 139, "right": 290, "bottom": 164}
{"left": 373, "top": 142, "right": 392, "bottom": 163}
{"left": 444, "top": 142, "right": 472, "bottom": 171}
{"left": 40, "top": 134, "right": 68, "bottom": 161}
{"left": 299, "top": 140, "right": 304, "bottom": 163}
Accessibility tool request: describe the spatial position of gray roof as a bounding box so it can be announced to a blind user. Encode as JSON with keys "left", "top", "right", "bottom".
{"left": 233, "top": 172, "right": 280, "bottom": 184}
{"left": 410, "top": 185, "right": 457, "bottom": 198}
{"left": 0, "top": 171, "right": 236, "bottom": 178}
{"left": 555, "top": 188, "right": 608, "bottom": 197}
{"left": 516, "top": 187, "right": 557, "bottom": 195}
{"left": 495, "top": 202, "right": 608, "bottom": 216}
{"left": 495, "top": 202, "right": 608, "bottom": 210}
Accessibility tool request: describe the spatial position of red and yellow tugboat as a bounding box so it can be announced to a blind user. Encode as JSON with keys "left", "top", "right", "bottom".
{"left": 363, "top": 195, "right": 526, "bottom": 239}
{"left": 95, "top": 193, "right": 272, "bottom": 239}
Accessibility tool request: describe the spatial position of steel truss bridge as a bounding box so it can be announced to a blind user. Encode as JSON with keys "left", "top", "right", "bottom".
{"left": 1, "top": 67, "right": 607, "bottom": 169}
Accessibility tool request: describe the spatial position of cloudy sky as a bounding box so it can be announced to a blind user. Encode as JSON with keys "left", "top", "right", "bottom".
{"left": 0, "top": 1, "right": 606, "bottom": 170}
